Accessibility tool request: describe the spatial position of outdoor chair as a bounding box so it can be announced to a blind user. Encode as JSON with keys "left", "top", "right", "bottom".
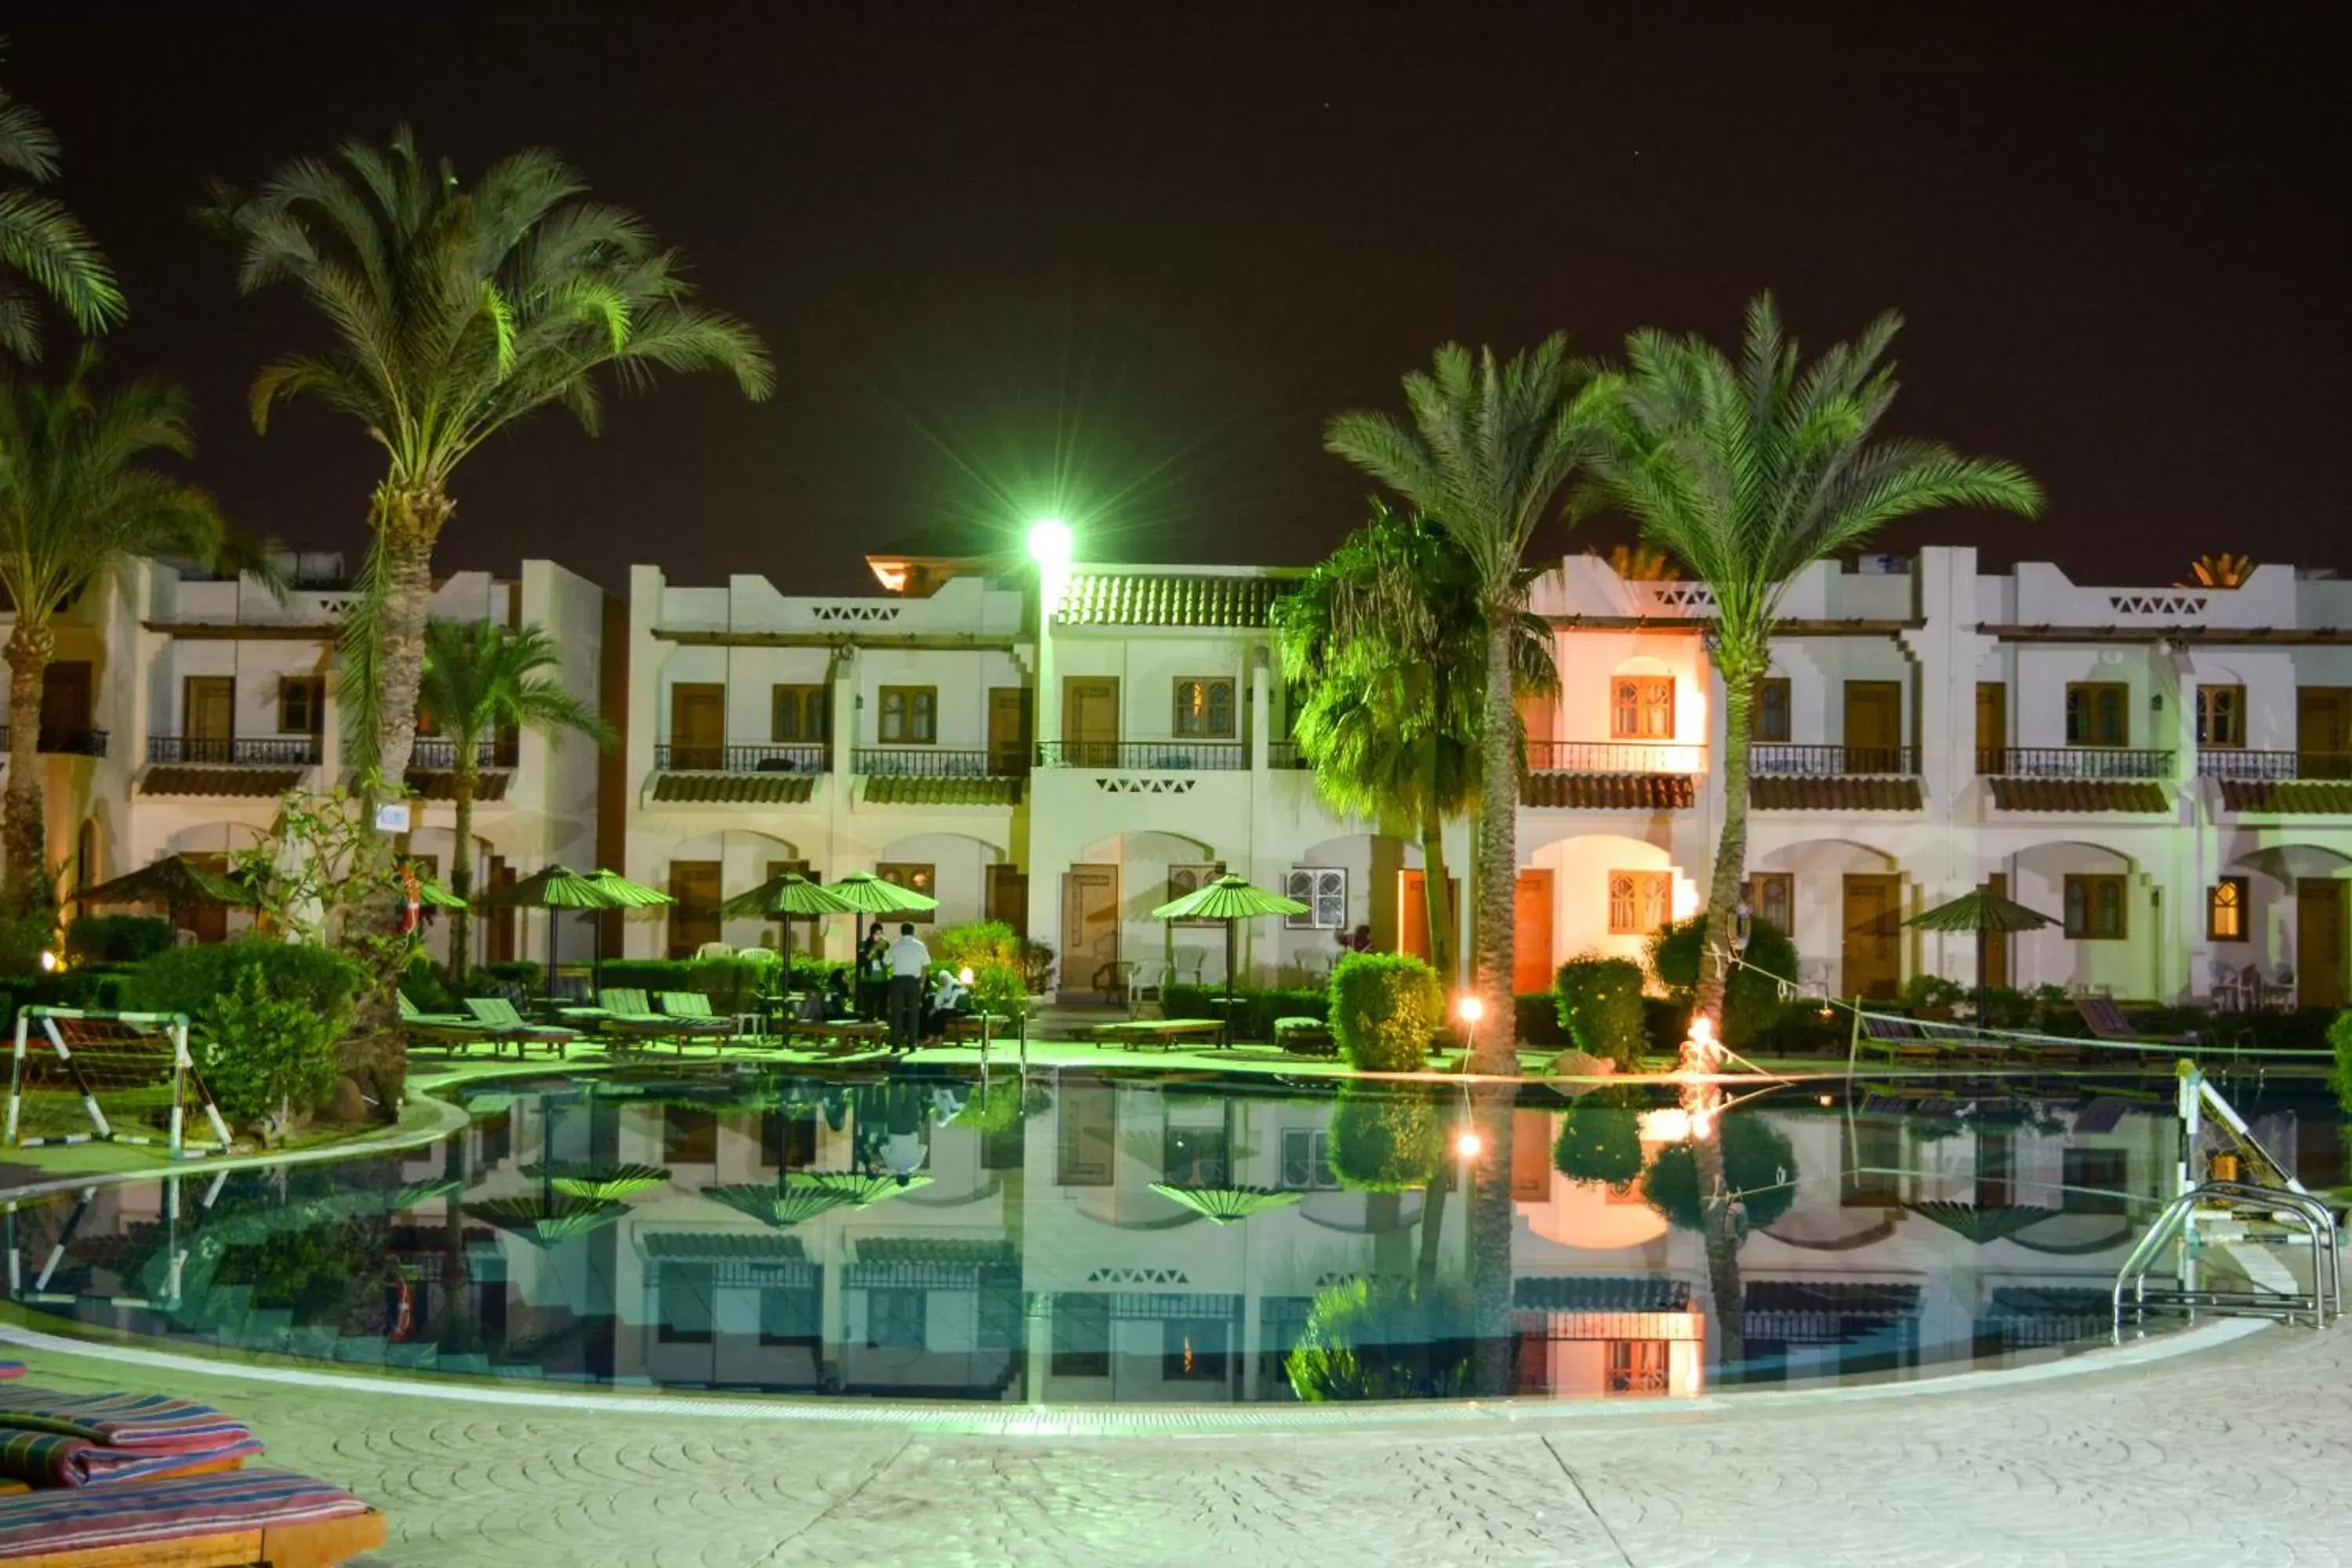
{"left": 693, "top": 941, "right": 735, "bottom": 960}
{"left": 1125, "top": 959, "right": 1168, "bottom": 1014}
{"left": 578, "top": 987, "right": 680, "bottom": 1046}
{"left": 2074, "top": 995, "right": 2197, "bottom": 1047}
{"left": 2209, "top": 959, "right": 2248, "bottom": 1012}
{"left": 397, "top": 992, "right": 495, "bottom": 1052}
{"left": 462, "top": 996, "right": 579, "bottom": 1058}
{"left": 655, "top": 990, "right": 741, "bottom": 1049}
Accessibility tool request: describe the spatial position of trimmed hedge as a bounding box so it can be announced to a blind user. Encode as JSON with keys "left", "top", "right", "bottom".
{"left": 1327, "top": 1083, "right": 1442, "bottom": 1192}
{"left": 64, "top": 916, "right": 173, "bottom": 967}
{"left": 2331, "top": 1010, "right": 2352, "bottom": 1116}
{"left": 1552, "top": 1090, "right": 1646, "bottom": 1186}
{"left": 1553, "top": 955, "right": 1647, "bottom": 1070}
{"left": 1163, "top": 984, "right": 1328, "bottom": 1042}
{"left": 1645, "top": 914, "right": 1800, "bottom": 1047}
{"left": 1641, "top": 1113, "right": 1798, "bottom": 1231}
{"left": 1329, "top": 952, "right": 1443, "bottom": 1071}
{"left": 118, "top": 940, "right": 367, "bottom": 1127}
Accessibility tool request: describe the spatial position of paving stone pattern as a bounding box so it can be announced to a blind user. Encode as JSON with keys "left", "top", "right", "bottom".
{"left": 9, "top": 1324, "right": 2351, "bottom": 1566}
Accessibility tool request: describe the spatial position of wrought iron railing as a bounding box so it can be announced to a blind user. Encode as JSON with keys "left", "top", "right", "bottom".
{"left": 147, "top": 735, "right": 321, "bottom": 767}
{"left": 1750, "top": 743, "right": 1918, "bottom": 776}
{"left": 1033, "top": 739, "right": 1250, "bottom": 771}
{"left": 1523, "top": 740, "right": 1701, "bottom": 774}
{"left": 852, "top": 747, "right": 1017, "bottom": 779}
{"left": 1976, "top": 746, "right": 2172, "bottom": 779}
{"left": 652, "top": 742, "right": 828, "bottom": 774}
{"left": 0, "top": 725, "right": 109, "bottom": 757}
{"left": 408, "top": 737, "right": 519, "bottom": 771}
{"left": 2196, "top": 749, "right": 2352, "bottom": 782}
{"left": 1265, "top": 739, "right": 1312, "bottom": 770}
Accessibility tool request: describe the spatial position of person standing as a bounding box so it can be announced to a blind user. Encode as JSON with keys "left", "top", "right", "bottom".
{"left": 857, "top": 921, "right": 889, "bottom": 1019}
{"left": 885, "top": 922, "right": 931, "bottom": 1051}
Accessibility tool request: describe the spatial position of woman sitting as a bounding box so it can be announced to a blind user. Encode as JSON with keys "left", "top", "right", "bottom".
{"left": 922, "top": 968, "right": 971, "bottom": 1040}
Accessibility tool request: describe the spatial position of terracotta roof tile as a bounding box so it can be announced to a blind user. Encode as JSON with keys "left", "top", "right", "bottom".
{"left": 648, "top": 771, "right": 817, "bottom": 805}
{"left": 1523, "top": 771, "right": 1695, "bottom": 809}
{"left": 861, "top": 775, "right": 1024, "bottom": 807}
{"left": 2217, "top": 779, "right": 2352, "bottom": 814}
{"left": 405, "top": 770, "right": 512, "bottom": 802}
{"left": 1056, "top": 572, "right": 1288, "bottom": 628}
{"left": 140, "top": 765, "right": 303, "bottom": 798}
{"left": 1751, "top": 776, "right": 1924, "bottom": 811}
{"left": 1987, "top": 778, "right": 2172, "bottom": 812}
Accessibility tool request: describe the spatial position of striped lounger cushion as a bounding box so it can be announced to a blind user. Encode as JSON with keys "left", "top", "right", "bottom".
{"left": 0, "top": 1428, "right": 266, "bottom": 1488}
{"left": 0, "top": 1467, "right": 369, "bottom": 1558}
{"left": 0, "top": 1368, "right": 19, "bottom": 1384}
{"left": 0, "top": 1390, "right": 252, "bottom": 1450}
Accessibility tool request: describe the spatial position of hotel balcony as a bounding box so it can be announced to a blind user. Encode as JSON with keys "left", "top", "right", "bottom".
{"left": 1033, "top": 739, "right": 1250, "bottom": 771}
{"left": 853, "top": 746, "right": 1026, "bottom": 805}
{"left": 1748, "top": 744, "right": 1922, "bottom": 811}
{"left": 1523, "top": 740, "right": 1700, "bottom": 810}
{"left": 646, "top": 741, "right": 829, "bottom": 805}
{"left": 407, "top": 736, "right": 520, "bottom": 801}
{"left": 1977, "top": 746, "right": 2175, "bottom": 813}
{"left": 142, "top": 734, "right": 321, "bottom": 799}
{"left": 0, "top": 724, "right": 108, "bottom": 758}
{"left": 2196, "top": 749, "right": 2352, "bottom": 815}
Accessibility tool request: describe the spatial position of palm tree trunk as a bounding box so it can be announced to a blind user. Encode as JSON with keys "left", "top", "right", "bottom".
{"left": 1, "top": 619, "right": 52, "bottom": 908}
{"left": 1466, "top": 1080, "right": 1515, "bottom": 1395}
{"left": 1418, "top": 801, "right": 1454, "bottom": 989}
{"left": 1415, "top": 1153, "right": 1452, "bottom": 1290}
{"left": 1691, "top": 672, "right": 1757, "bottom": 1047}
{"left": 448, "top": 747, "right": 478, "bottom": 982}
{"left": 1470, "top": 609, "right": 1519, "bottom": 1074}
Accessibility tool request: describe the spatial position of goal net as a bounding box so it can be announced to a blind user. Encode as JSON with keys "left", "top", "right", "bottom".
{"left": 5, "top": 1007, "right": 234, "bottom": 1159}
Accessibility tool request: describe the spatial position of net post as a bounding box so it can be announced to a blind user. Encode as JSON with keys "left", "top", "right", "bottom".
{"left": 5, "top": 1011, "right": 27, "bottom": 1148}
{"left": 166, "top": 1015, "right": 188, "bottom": 1160}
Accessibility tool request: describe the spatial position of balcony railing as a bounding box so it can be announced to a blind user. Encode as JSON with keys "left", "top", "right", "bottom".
{"left": 0, "top": 725, "right": 109, "bottom": 757}
{"left": 1035, "top": 739, "right": 1250, "bottom": 771}
{"left": 653, "top": 742, "right": 829, "bottom": 774}
{"left": 147, "top": 735, "right": 321, "bottom": 767}
{"left": 1977, "top": 746, "right": 2172, "bottom": 779}
{"left": 2195, "top": 750, "right": 2352, "bottom": 782}
{"left": 1524, "top": 740, "right": 1702, "bottom": 775}
{"left": 1265, "top": 739, "right": 1312, "bottom": 770}
{"left": 853, "top": 747, "right": 1020, "bottom": 779}
{"left": 1750, "top": 743, "right": 1918, "bottom": 776}
{"left": 408, "top": 737, "right": 519, "bottom": 771}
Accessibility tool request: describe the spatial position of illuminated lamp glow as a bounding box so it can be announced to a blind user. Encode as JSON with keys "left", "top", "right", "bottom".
{"left": 1025, "top": 518, "right": 1073, "bottom": 568}
{"left": 1454, "top": 1128, "right": 1483, "bottom": 1159}
{"left": 1457, "top": 995, "right": 1484, "bottom": 1023}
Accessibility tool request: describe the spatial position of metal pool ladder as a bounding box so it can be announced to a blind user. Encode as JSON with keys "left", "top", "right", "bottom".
{"left": 2112, "top": 1064, "right": 2345, "bottom": 1337}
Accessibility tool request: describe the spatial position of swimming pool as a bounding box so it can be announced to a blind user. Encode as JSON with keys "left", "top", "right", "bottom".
{"left": 5, "top": 1068, "right": 2339, "bottom": 1406}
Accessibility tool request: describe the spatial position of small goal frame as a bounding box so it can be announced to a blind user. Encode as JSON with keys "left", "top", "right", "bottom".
{"left": 5, "top": 1005, "right": 234, "bottom": 1159}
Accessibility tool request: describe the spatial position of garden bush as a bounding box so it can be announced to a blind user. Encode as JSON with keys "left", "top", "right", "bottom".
{"left": 1512, "top": 993, "right": 1572, "bottom": 1048}
{"left": 2329, "top": 1010, "right": 2352, "bottom": 1115}
{"left": 1285, "top": 1277, "right": 1475, "bottom": 1402}
{"left": 1328, "top": 951, "right": 1443, "bottom": 1071}
{"left": 401, "top": 953, "right": 460, "bottom": 1013}
{"left": 1645, "top": 914, "right": 1799, "bottom": 1047}
{"left": 1553, "top": 955, "right": 1648, "bottom": 1070}
{"left": 933, "top": 920, "right": 1022, "bottom": 970}
{"left": 1327, "top": 1083, "right": 1442, "bottom": 1192}
{"left": 1163, "top": 984, "right": 1328, "bottom": 1041}
{"left": 1552, "top": 1090, "right": 1646, "bottom": 1187}
{"left": 1640, "top": 1113, "right": 1798, "bottom": 1231}
{"left": 64, "top": 916, "right": 173, "bottom": 967}
{"left": 1896, "top": 972, "right": 1967, "bottom": 1015}
{"left": 119, "top": 940, "right": 366, "bottom": 1131}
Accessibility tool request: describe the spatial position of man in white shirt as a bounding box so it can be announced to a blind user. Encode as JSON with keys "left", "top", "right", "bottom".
{"left": 885, "top": 923, "right": 930, "bottom": 1050}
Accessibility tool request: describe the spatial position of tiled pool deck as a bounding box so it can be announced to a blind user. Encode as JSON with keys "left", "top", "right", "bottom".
{"left": 2, "top": 1314, "right": 2344, "bottom": 1566}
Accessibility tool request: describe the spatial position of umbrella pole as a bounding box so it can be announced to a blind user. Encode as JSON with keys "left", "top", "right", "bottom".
{"left": 1976, "top": 928, "right": 1989, "bottom": 1026}
{"left": 1224, "top": 917, "right": 1238, "bottom": 1049}
{"left": 546, "top": 906, "right": 558, "bottom": 1014}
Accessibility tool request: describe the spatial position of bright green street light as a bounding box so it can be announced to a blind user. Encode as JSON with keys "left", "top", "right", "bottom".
{"left": 1026, "top": 517, "right": 1073, "bottom": 568}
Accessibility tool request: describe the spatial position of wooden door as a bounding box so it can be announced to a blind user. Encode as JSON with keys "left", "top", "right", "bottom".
{"left": 1975, "top": 683, "right": 2007, "bottom": 774}
{"left": 39, "top": 662, "right": 93, "bottom": 750}
{"left": 1515, "top": 690, "right": 1557, "bottom": 764}
{"left": 1060, "top": 863, "right": 1119, "bottom": 996}
{"left": 2298, "top": 879, "right": 2346, "bottom": 1009}
{"left": 1841, "top": 873, "right": 1903, "bottom": 1000}
{"left": 187, "top": 852, "right": 230, "bottom": 942}
{"left": 487, "top": 858, "right": 517, "bottom": 964}
{"left": 987, "top": 862, "right": 1029, "bottom": 935}
{"left": 1062, "top": 677, "right": 1120, "bottom": 767}
{"left": 1844, "top": 681, "right": 1904, "bottom": 771}
{"left": 667, "top": 860, "right": 723, "bottom": 958}
{"left": 1513, "top": 869, "right": 1555, "bottom": 996}
{"left": 670, "top": 684, "right": 725, "bottom": 770}
{"left": 2299, "top": 688, "right": 2352, "bottom": 779}
{"left": 1398, "top": 870, "right": 1461, "bottom": 970}
{"left": 1984, "top": 873, "right": 2011, "bottom": 990}
{"left": 183, "top": 676, "right": 234, "bottom": 758}
{"left": 987, "top": 687, "right": 1033, "bottom": 774}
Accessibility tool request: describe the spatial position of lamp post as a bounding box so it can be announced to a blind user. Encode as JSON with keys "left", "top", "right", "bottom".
{"left": 1456, "top": 993, "right": 1483, "bottom": 1073}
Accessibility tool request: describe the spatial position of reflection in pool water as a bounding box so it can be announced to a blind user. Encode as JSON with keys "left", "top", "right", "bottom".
{"left": 5, "top": 1069, "right": 2342, "bottom": 1406}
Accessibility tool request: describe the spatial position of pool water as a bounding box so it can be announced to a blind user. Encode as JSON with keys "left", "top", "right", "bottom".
{"left": 5, "top": 1069, "right": 2342, "bottom": 1406}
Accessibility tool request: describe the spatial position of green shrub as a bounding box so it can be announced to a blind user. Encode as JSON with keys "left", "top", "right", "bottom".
{"left": 1327, "top": 1084, "right": 1442, "bottom": 1192}
{"left": 934, "top": 920, "right": 1022, "bottom": 971}
{"left": 0, "top": 970, "right": 123, "bottom": 1030}
{"left": 119, "top": 940, "right": 366, "bottom": 1130}
{"left": 1328, "top": 952, "right": 1443, "bottom": 1071}
{"left": 1552, "top": 1091, "right": 1646, "bottom": 1186}
{"left": 1512, "top": 993, "right": 1571, "bottom": 1048}
{"left": 64, "top": 916, "right": 173, "bottom": 967}
{"left": 2330, "top": 1010, "right": 2352, "bottom": 1116}
{"left": 1285, "top": 1277, "right": 1474, "bottom": 1402}
{"left": 1553, "top": 955, "right": 1648, "bottom": 1069}
{"left": 1896, "top": 972, "right": 1967, "bottom": 1014}
{"left": 591, "top": 956, "right": 777, "bottom": 1011}
{"left": 1163, "top": 984, "right": 1328, "bottom": 1041}
{"left": 401, "top": 953, "right": 460, "bottom": 1014}
{"left": 1644, "top": 915, "right": 1799, "bottom": 1047}
{"left": 1641, "top": 1113, "right": 1798, "bottom": 1231}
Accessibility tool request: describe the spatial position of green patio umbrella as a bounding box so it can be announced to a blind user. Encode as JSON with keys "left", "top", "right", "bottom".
{"left": 412, "top": 875, "right": 467, "bottom": 910}
{"left": 586, "top": 869, "right": 673, "bottom": 992}
{"left": 1904, "top": 1200, "right": 2060, "bottom": 1244}
{"left": 463, "top": 1194, "right": 631, "bottom": 1247}
{"left": 1904, "top": 884, "right": 2058, "bottom": 1021}
{"left": 718, "top": 871, "right": 854, "bottom": 980}
{"left": 1151, "top": 874, "right": 1309, "bottom": 1046}
{"left": 1149, "top": 1182, "right": 1305, "bottom": 1225}
{"left": 480, "top": 864, "right": 627, "bottom": 1006}
{"left": 518, "top": 1162, "right": 673, "bottom": 1201}
{"left": 75, "top": 853, "right": 257, "bottom": 937}
{"left": 799, "top": 1170, "right": 933, "bottom": 1207}
{"left": 827, "top": 871, "right": 940, "bottom": 914}
{"left": 700, "top": 1180, "right": 857, "bottom": 1228}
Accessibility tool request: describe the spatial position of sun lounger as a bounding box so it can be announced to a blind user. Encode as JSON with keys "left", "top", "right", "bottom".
{"left": 1088, "top": 1019, "right": 1224, "bottom": 1052}
{"left": 460, "top": 997, "right": 576, "bottom": 1058}
{"left": 397, "top": 993, "right": 495, "bottom": 1051}
{"left": 575, "top": 988, "right": 691, "bottom": 1051}
{"left": 2075, "top": 995, "right": 2198, "bottom": 1047}
{"left": 1272, "top": 1017, "right": 1336, "bottom": 1058}
{"left": 0, "top": 1465, "right": 383, "bottom": 1566}
{"left": 0, "top": 1429, "right": 264, "bottom": 1490}
{"left": 655, "top": 992, "right": 741, "bottom": 1050}
{"left": 776, "top": 1018, "right": 890, "bottom": 1054}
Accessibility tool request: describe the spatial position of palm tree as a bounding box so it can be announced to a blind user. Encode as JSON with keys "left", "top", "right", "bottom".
{"left": 1324, "top": 339, "right": 1615, "bottom": 1073}
{"left": 0, "top": 354, "right": 228, "bottom": 907}
{"left": 417, "top": 619, "right": 615, "bottom": 980}
{"left": 0, "top": 46, "right": 125, "bottom": 358}
{"left": 1273, "top": 499, "right": 1556, "bottom": 985}
{"left": 1586, "top": 294, "right": 2043, "bottom": 1039}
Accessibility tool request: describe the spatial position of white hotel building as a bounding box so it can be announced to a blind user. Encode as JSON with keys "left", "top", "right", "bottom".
{"left": 13, "top": 540, "right": 2351, "bottom": 1009}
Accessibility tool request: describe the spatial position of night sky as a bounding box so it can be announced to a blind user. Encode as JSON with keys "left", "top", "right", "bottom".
{"left": 9, "top": 2, "right": 2345, "bottom": 595}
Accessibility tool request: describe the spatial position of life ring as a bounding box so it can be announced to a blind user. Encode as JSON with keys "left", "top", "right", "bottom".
{"left": 399, "top": 864, "right": 422, "bottom": 935}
